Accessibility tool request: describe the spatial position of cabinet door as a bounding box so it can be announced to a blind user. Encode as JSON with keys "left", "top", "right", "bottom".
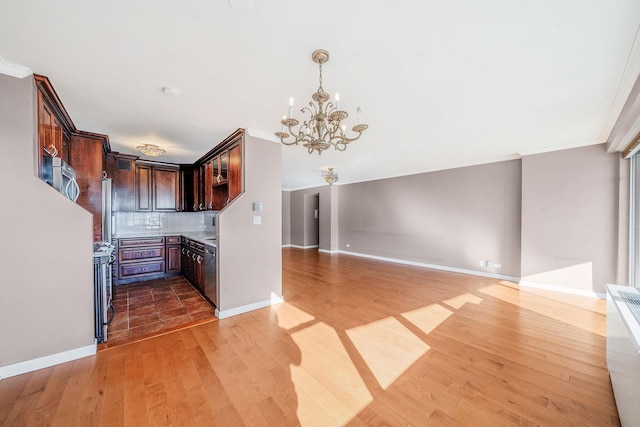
{"left": 135, "top": 164, "right": 152, "bottom": 211}
{"left": 204, "top": 160, "right": 214, "bottom": 210}
{"left": 228, "top": 143, "right": 242, "bottom": 201}
{"left": 194, "top": 253, "right": 205, "bottom": 291}
{"left": 153, "top": 167, "right": 179, "bottom": 211}
{"left": 166, "top": 245, "right": 181, "bottom": 273}
{"left": 212, "top": 156, "right": 220, "bottom": 183}
{"left": 181, "top": 246, "right": 192, "bottom": 280}
{"left": 192, "top": 168, "right": 200, "bottom": 211}
{"left": 220, "top": 151, "right": 228, "bottom": 182}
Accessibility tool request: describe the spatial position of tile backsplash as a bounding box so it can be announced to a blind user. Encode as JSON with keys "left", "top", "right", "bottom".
{"left": 114, "top": 211, "right": 217, "bottom": 234}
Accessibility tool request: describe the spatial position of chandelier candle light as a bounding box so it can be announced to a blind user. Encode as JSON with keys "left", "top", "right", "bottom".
{"left": 275, "top": 49, "right": 368, "bottom": 154}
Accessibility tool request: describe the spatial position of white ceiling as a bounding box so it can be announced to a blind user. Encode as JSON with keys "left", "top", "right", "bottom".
{"left": 1, "top": 0, "right": 640, "bottom": 190}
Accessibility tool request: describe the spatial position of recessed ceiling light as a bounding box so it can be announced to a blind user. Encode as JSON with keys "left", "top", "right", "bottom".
{"left": 162, "top": 86, "right": 181, "bottom": 97}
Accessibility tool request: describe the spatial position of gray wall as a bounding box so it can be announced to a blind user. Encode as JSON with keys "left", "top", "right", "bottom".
{"left": 338, "top": 160, "right": 523, "bottom": 277}
{"left": 283, "top": 145, "right": 628, "bottom": 295}
{"left": 282, "top": 190, "right": 291, "bottom": 245}
{"left": 521, "top": 144, "right": 628, "bottom": 293}
{"left": 0, "top": 74, "right": 95, "bottom": 370}
{"left": 217, "top": 133, "right": 282, "bottom": 313}
{"left": 289, "top": 185, "right": 328, "bottom": 248}
{"left": 303, "top": 193, "right": 319, "bottom": 246}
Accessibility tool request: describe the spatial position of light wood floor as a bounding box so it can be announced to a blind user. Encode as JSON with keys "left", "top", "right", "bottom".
{"left": 0, "top": 248, "right": 620, "bottom": 426}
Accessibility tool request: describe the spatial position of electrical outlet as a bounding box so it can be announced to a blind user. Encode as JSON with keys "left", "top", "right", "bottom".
{"left": 478, "top": 260, "right": 485, "bottom": 267}
{"left": 486, "top": 261, "right": 494, "bottom": 268}
{"left": 346, "top": 243, "right": 350, "bottom": 248}
{"left": 493, "top": 263, "right": 501, "bottom": 269}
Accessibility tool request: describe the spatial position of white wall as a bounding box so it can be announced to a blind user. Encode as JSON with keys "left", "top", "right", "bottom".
{"left": 0, "top": 74, "right": 95, "bottom": 375}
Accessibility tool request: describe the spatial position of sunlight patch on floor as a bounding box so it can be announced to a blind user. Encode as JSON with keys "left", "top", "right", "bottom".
{"left": 290, "top": 322, "right": 373, "bottom": 426}
{"left": 346, "top": 317, "right": 430, "bottom": 389}
{"left": 442, "top": 293, "right": 483, "bottom": 309}
{"left": 272, "top": 302, "right": 316, "bottom": 330}
{"left": 479, "top": 283, "right": 606, "bottom": 336}
{"left": 401, "top": 303, "right": 453, "bottom": 335}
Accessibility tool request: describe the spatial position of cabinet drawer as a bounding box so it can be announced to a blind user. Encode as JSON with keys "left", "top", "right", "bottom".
{"left": 119, "top": 246, "right": 164, "bottom": 262}
{"left": 166, "top": 236, "right": 181, "bottom": 245}
{"left": 119, "top": 237, "right": 165, "bottom": 247}
{"left": 119, "top": 261, "right": 165, "bottom": 278}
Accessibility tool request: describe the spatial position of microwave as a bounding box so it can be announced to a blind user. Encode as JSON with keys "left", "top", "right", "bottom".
{"left": 42, "top": 156, "right": 80, "bottom": 202}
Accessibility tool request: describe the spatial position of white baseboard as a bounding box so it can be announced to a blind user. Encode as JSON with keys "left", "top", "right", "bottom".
{"left": 288, "top": 245, "right": 319, "bottom": 249}
{"left": 338, "top": 250, "right": 520, "bottom": 282}
{"left": 519, "top": 280, "right": 606, "bottom": 299}
{"left": 0, "top": 343, "right": 97, "bottom": 380}
{"left": 216, "top": 295, "right": 285, "bottom": 319}
{"left": 338, "top": 250, "right": 605, "bottom": 299}
{"left": 318, "top": 249, "right": 339, "bottom": 254}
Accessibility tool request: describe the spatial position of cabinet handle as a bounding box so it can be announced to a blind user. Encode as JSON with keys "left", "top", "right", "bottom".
{"left": 196, "top": 255, "right": 203, "bottom": 264}
{"left": 182, "top": 248, "right": 186, "bottom": 254}
{"left": 192, "top": 253, "right": 196, "bottom": 261}
{"left": 193, "top": 204, "right": 197, "bottom": 211}
{"left": 186, "top": 250, "right": 191, "bottom": 257}
{"left": 199, "top": 203, "right": 204, "bottom": 210}
{"left": 208, "top": 202, "right": 212, "bottom": 209}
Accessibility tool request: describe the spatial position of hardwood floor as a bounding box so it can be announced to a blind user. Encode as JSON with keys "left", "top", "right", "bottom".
{"left": 0, "top": 248, "right": 620, "bottom": 426}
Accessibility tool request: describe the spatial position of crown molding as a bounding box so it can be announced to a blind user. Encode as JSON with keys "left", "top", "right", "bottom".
{"left": 601, "top": 23, "right": 640, "bottom": 148}
{"left": 0, "top": 55, "right": 32, "bottom": 79}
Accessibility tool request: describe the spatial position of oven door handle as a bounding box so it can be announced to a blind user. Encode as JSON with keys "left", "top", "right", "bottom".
{"left": 66, "top": 177, "right": 80, "bottom": 202}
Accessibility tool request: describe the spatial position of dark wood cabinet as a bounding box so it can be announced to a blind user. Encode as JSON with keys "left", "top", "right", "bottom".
{"left": 228, "top": 143, "right": 242, "bottom": 201}
{"left": 166, "top": 236, "right": 181, "bottom": 274}
{"left": 181, "top": 237, "right": 205, "bottom": 291}
{"left": 203, "top": 160, "right": 214, "bottom": 210}
{"left": 34, "top": 75, "right": 73, "bottom": 180}
{"left": 135, "top": 163, "right": 179, "bottom": 212}
{"left": 116, "top": 237, "right": 166, "bottom": 284}
{"left": 180, "top": 165, "right": 195, "bottom": 212}
{"left": 135, "top": 164, "right": 153, "bottom": 211}
{"left": 153, "top": 167, "right": 180, "bottom": 211}
{"left": 70, "top": 133, "right": 109, "bottom": 241}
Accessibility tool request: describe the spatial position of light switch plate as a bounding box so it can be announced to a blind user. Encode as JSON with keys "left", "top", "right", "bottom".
{"left": 252, "top": 215, "right": 262, "bottom": 225}
{"left": 253, "top": 202, "right": 263, "bottom": 212}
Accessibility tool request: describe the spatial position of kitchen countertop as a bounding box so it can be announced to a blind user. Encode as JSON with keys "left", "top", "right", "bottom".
{"left": 113, "top": 230, "right": 216, "bottom": 247}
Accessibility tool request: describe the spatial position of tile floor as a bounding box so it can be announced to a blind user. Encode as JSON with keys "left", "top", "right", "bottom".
{"left": 106, "top": 276, "right": 216, "bottom": 347}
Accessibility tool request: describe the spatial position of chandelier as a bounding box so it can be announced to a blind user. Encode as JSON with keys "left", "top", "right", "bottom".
{"left": 322, "top": 168, "right": 339, "bottom": 185}
{"left": 136, "top": 144, "right": 166, "bottom": 157}
{"left": 275, "top": 49, "right": 368, "bottom": 154}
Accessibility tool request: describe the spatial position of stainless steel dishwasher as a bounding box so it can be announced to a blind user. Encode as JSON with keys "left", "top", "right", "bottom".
{"left": 204, "top": 245, "right": 217, "bottom": 306}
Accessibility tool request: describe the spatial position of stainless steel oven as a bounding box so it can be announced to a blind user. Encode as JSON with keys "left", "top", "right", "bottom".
{"left": 93, "top": 242, "right": 115, "bottom": 343}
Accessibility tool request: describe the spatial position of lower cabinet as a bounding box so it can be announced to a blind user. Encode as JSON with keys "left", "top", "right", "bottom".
{"left": 181, "top": 237, "right": 205, "bottom": 291}
{"left": 166, "top": 236, "right": 181, "bottom": 274}
{"left": 116, "top": 237, "right": 165, "bottom": 284}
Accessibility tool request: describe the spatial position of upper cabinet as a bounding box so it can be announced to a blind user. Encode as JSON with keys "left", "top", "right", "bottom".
{"left": 135, "top": 163, "right": 180, "bottom": 212}
{"left": 153, "top": 167, "right": 180, "bottom": 211}
{"left": 34, "top": 75, "right": 111, "bottom": 240}
{"left": 34, "top": 75, "right": 74, "bottom": 177}
{"left": 183, "top": 129, "right": 244, "bottom": 212}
